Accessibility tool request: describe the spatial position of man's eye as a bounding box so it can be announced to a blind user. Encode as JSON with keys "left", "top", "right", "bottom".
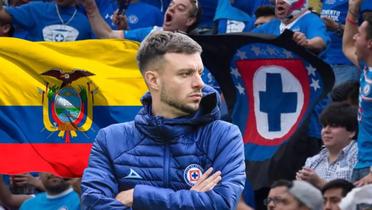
{"left": 177, "top": 6, "right": 186, "bottom": 11}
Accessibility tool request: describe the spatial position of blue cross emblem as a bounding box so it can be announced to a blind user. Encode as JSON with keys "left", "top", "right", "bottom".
{"left": 191, "top": 171, "right": 199, "bottom": 180}
{"left": 259, "top": 73, "right": 297, "bottom": 131}
{"left": 54, "top": 33, "right": 65, "bottom": 42}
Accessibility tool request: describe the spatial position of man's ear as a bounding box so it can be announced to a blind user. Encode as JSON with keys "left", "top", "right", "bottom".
{"left": 144, "top": 70, "right": 160, "bottom": 91}
{"left": 368, "top": 39, "right": 372, "bottom": 50}
{"left": 185, "top": 16, "right": 196, "bottom": 28}
{"left": 0, "top": 24, "right": 10, "bottom": 35}
{"left": 349, "top": 131, "right": 356, "bottom": 140}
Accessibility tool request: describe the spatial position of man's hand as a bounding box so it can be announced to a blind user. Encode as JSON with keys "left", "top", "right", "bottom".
{"left": 66, "top": 178, "right": 81, "bottom": 195}
{"left": 11, "top": 173, "right": 44, "bottom": 190}
{"left": 191, "top": 167, "right": 222, "bottom": 192}
{"left": 112, "top": 9, "right": 128, "bottom": 30}
{"left": 293, "top": 32, "right": 309, "bottom": 48}
{"left": 116, "top": 188, "right": 134, "bottom": 207}
{"left": 354, "top": 172, "right": 372, "bottom": 187}
{"left": 322, "top": 17, "right": 341, "bottom": 32}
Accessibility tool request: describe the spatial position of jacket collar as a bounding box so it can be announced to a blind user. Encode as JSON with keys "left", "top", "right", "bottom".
{"left": 134, "top": 85, "right": 221, "bottom": 142}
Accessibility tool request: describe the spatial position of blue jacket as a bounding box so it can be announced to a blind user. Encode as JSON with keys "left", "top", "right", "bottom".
{"left": 80, "top": 86, "right": 246, "bottom": 209}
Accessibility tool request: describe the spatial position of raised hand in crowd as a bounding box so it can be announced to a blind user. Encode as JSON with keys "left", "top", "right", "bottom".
{"left": 10, "top": 173, "right": 45, "bottom": 193}
{"left": 342, "top": 0, "right": 362, "bottom": 66}
{"left": 77, "top": 0, "right": 123, "bottom": 38}
{"left": 0, "top": 175, "right": 31, "bottom": 209}
{"left": 112, "top": 9, "right": 128, "bottom": 30}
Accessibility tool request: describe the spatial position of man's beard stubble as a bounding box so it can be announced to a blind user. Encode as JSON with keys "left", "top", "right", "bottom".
{"left": 160, "top": 87, "right": 199, "bottom": 115}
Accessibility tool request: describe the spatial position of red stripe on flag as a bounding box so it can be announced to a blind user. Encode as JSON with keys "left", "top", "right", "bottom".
{"left": 0, "top": 144, "right": 92, "bottom": 177}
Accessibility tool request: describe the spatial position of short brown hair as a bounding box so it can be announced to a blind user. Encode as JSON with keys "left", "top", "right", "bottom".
{"left": 136, "top": 31, "right": 202, "bottom": 73}
{"left": 187, "top": 0, "right": 201, "bottom": 32}
{"left": 365, "top": 13, "right": 372, "bottom": 40}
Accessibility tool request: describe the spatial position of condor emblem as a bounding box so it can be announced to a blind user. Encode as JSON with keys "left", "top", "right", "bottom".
{"left": 40, "top": 68, "right": 96, "bottom": 142}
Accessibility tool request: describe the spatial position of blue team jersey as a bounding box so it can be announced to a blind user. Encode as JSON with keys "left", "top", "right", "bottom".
{"left": 5, "top": 2, "right": 93, "bottom": 41}
{"left": 20, "top": 189, "right": 80, "bottom": 210}
{"left": 321, "top": 0, "right": 352, "bottom": 65}
{"left": 95, "top": 0, "right": 163, "bottom": 30}
{"left": 356, "top": 64, "right": 372, "bottom": 169}
{"left": 253, "top": 12, "right": 330, "bottom": 46}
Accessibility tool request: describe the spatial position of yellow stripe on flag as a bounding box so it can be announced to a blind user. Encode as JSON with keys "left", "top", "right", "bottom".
{"left": 0, "top": 38, "right": 147, "bottom": 106}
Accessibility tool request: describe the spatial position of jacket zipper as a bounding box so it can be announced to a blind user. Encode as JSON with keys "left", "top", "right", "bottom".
{"left": 164, "top": 144, "right": 170, "bottom": 188}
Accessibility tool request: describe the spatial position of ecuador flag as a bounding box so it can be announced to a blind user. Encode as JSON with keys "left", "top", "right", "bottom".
{"left": 0, "top": 38, "right": 146, "bottom": 177}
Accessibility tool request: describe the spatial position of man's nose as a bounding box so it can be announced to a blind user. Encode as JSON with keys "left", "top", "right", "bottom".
{"left": 324, "top": 200, "right": 332, "bottom": 210}
{"left": 267, "top": 201, "right": 275, "bottom": 210}
{"left": 192, "top": 74, "right": 204, "bottom": 89}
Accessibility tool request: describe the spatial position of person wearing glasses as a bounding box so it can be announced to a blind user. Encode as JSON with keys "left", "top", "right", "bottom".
{"left": 265, "top": 180, "right": 323, "bottom": 210}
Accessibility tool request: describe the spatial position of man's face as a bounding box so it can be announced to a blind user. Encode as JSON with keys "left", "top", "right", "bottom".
{"left": 321, "top": 125, "right": 354, "bottom": 150}
{"left": 163, "top": 0, "right": 196, "bottom": 32}
{"left": 353, "top": 21, "right": 372, "bottom": 62}
{"left": 156, "top": 52, "right": 204, "bottom": 117}
{"left": 275, "top": 0, "right": 291, "bottom": 20}
{"left": 267, "top": 186, "right": 308, "bottom": 210}
{"left": 323, "top": 188, "right": 343, "bottom": 210}
{"left": 55, "top": 0, "right": 75, "bottom": 7}
{"left": 254, "top": 15, "right": 275, "bottom": 27}
{"left": 39, "top": 173, "right": 70, "bottom": 195}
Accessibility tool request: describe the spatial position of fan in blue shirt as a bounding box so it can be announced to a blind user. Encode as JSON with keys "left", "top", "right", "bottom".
{"left": 20, "top": 173, "right": 80, "bottom": 210}
{"left": 253, "top": 0, "right": 329, "bottom": 54}
{"left": 0, "top": 0, "right": 94, "bottom": 41}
